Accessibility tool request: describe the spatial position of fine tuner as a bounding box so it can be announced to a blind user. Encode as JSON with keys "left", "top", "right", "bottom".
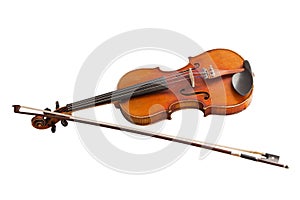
{"left": 13, "top": 48, "right": 288, "bottom": 169}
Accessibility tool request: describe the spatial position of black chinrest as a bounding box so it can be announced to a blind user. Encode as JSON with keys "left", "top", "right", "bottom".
{"left": 232, "top": 60, "right": 253, "bottom": 96}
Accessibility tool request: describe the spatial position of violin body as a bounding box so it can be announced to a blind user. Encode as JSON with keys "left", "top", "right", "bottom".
{"left": 116, "top": 49, "right": 253, "bottom": 125}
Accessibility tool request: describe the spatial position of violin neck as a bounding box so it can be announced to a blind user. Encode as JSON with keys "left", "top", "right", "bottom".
{"left": 66, "top": 77, "right": 168, "bottom": 112}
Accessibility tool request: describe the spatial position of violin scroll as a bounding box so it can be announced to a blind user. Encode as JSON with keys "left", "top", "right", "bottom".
{"left": 31, "top": 114, "right": 61, "bottom": 133}
{"left": 31, "top": 115, "right": 50, "bottom": 129}
{"left": 31, "top": 113, "right": 62, "bottom": 133}
{"left": 13, "top": 102, "right": 70, "bottom": 132}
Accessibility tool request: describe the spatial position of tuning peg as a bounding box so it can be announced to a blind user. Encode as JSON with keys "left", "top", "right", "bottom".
{"left": 51, "top": 124, "right": 56, "bottom": 133}
{"left": 61, "top": 119, "right": 68, "bottom": 127}
{"left": 55, "top": 101, "right": 59, "bottom": 109}
{"left": 44, "top": 108, "right": 51, "bottom": 112}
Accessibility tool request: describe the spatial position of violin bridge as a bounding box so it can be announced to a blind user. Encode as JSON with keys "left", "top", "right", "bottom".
{"left": 189, "top": 68, "right": 195, "bottom": 88}
{"left": 209, "top": 65, "right": 215, "bottom": 78}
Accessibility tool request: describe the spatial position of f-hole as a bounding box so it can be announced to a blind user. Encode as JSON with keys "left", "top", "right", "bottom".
{"left": 180, "top": 89, "right": 210, "bottom": 100}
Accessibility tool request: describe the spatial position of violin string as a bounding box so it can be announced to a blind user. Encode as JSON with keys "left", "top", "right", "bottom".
{"left": 70, "top": 68, "right": 217, "bottom": 112}
{"left": 69, "top": 68, "right": 199, "bottom": 109}
{"left": 69, "top": 70, "right": 214, "bottom": 112}
{"left": 69, "top": 75, "right": 202, "bottom": 112}
{"left": 69, "top": 65, "right": 246, "bottom": 110}
{"left": 69, "top": 65, "right": 242, "bottom": 111}
{"left": 68, "top": 69, "right": 209, "bottom": 110}
{"left": 69, "top": 70, "right": 202, "bottom": 111}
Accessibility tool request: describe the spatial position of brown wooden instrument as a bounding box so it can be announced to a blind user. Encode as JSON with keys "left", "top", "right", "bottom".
{"left": 27, "top": 49, "right": 253, "bottom": 130}
{"left": 13, "top": 48, "right": 288, "bottom": 168}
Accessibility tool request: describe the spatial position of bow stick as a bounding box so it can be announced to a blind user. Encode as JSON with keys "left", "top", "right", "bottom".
{"left": 13, "top": 105, "right": 288, "bottom": 169}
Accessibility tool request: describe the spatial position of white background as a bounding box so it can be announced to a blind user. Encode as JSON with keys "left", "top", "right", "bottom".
{"left": 1, "top": 0, "right": 299, "bottom": 199}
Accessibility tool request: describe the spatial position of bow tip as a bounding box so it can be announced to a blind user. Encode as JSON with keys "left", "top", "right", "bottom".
{"left": 12, "top": 105, "right": 21, "bottom": 113}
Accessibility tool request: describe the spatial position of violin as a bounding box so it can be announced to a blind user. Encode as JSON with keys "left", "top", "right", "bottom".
{"left": 30, "top": 49, "right": 253, "bottom": 130}
{"left": 13, "top": 48, "right": 288, "bottom": 168}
